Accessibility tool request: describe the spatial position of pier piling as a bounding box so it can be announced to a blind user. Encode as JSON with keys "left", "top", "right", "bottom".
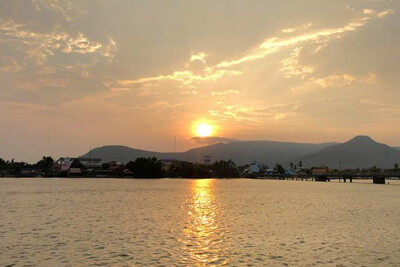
{"left": 373, "top": 176, "right": 385, "bottom": 184}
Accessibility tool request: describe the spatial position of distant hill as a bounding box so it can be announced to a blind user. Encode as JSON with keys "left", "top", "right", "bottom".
{"left": 82, "top": 140, "right": 337, "bottom": 166}
{"left": 298, "top": 136, "right": 400, "bottom": 169}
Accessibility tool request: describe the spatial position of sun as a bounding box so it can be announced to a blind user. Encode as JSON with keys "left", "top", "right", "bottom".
{"left": 195, "top": 123, "right": 213, "bottom": 137}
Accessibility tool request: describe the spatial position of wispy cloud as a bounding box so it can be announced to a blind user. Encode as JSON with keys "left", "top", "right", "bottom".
{"left": 191, "top": 136, "right": 238, "bottom": 145}
{"left": 209, "top": 98, "right": 362, "bottom": 125}
{"left": 116, "top": 8, "right": 392, "bottom": 93}
{"left": 211, "top": 90, "right": 240, "bottom": 97}
{"left": 292, "top": 72, "right": 376, "bottom": 93}
{"left": 362, "top": 8, "right": 395, "bottom": 18}
{"left": 280, "top": 47, "right": 314, "bottom": 79}
{"left": 281, "top": 23, "right": 313, "bottom": 34}
{"left": 190, "top": 52, "right": 207, "bottom": 63}
{"left": 0, "top": 55, "right": 23, "bottom": 73}
{"left": 0, "top": 20, "right": 118, "bottom": 66}
{"left": 216, "top": 9, "right": 391, "bottom": 68}
{"left": 32, "top": 0, "right": 79, "bottom": 23}
{"left": 117, "top": 60, "right": 241, "bottom": 89}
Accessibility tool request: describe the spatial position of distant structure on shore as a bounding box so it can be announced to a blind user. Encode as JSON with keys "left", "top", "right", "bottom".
{"left": 55, "top": 157, "right": 102, "bottom": 171}
{"left": 243, "top": 161, "right": 270, "bottom": 176}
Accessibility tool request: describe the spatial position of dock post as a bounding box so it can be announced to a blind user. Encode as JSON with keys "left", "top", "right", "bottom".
{"left": 350, "top": 177, "right": 353, "bottom": 183}
{"left": 373, "top": 176, "right": 385, "bottom": 184}
{"left": 343, "top": 177, "right": 347, "bottom": 183}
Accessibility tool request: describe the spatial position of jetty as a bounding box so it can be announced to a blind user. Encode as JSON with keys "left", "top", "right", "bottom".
{"left": 257, "top": 172, "right": 400, "bottom": 184}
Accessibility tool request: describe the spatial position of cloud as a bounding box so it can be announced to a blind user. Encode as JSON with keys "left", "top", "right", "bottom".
{"left": 209, "top": 105, "right": 258, "bottom": 124}
{"left": 190, "top": 52, "right": 207, "bottom": 63}
{"left": 191, "top": 136, "right": 238, "bottom": 145}
{"left": 0, "top": 19, "right": 118, "bottom": 66}
{"left": 292, "top": 72, "right": 377, "bottom": 93}
{"left": 32, "top": 0, "right": 76, "bottom": 22}
{"left": 211, "top": 90, "right": 240, "bottom": 96}
{"left": 281, "top": 23, "right": 313, "bottom": 33}
{"left": 116, "top": 51, "right": 241, "bottom": 90}
{"left": 117, "top": 62, "right": 242, "bottom": 89}
{"left": 115, "top": 7, "right": 392, "bottom": 93}
{"left": 280, "top": 47, "right": 314, "bottom": 79}
{"left": 363, "top": 8, "right": 395, "bottom": 18}
{"left": 360, "top": 99, "right": 400, "bottom": 115}
{"left": 0, "top": 55, "right": 23, "bottom": 73}
{"left": 216, "top": 9, "right": 392, "bottom": 68}
{"left": 1, "top": 0, "right": 400, "bottom": 162}
{"left": 208, "top": 98, "right": 369, "bottom": 126}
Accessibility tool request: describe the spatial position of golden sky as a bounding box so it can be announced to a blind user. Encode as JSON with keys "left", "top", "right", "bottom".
{"left": 0, "top": 0, "right": 399, "bottom": 162}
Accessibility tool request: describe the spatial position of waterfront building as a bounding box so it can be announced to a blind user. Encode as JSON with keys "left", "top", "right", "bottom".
{"left": 55, "top": 157, "right": 102, "bottom": 171}
{"left": 244, "top": 161, "right": 268, "bottom": 175}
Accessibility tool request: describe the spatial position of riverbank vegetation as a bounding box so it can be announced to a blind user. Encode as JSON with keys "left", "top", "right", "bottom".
{"left": 1, "top": 156, "right": 400, "bottom": 178}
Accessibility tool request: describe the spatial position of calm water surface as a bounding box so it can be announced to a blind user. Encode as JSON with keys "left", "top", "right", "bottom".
{"left": 1, "top": 178, "right": 399, "bottom": 266}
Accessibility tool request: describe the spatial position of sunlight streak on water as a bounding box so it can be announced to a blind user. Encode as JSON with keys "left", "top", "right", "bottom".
{"left": 179, "top": 179, "right": 229, "bottom": 266}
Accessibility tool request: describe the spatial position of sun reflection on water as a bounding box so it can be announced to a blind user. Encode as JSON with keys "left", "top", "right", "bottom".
{"left": 179, "top": 179, "right": 229, "bottom": 266}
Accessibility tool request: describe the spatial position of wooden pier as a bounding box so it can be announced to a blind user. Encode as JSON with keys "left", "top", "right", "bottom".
{"left": 257, "top": 172, "right": 400, "bottom": 184}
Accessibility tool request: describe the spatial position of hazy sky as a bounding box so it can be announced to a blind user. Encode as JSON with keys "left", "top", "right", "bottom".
{"left": 0, "top": 0, "right": 399, "bottom": 162}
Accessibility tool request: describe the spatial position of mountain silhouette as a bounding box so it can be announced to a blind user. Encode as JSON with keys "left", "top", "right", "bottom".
{"left": 82, "top": 140, "right": 336, "bottom": 166}
{"left": 298, "top": 135, "right": 400, "bottom": 169}
{"left": 82, "top": 136, "right": 400, "bottom": 168}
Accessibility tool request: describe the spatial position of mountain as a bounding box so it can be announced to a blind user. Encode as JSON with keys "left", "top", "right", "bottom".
{"left": 298, "top": 135, "right": 400, "bottom": 169}
{"left": 82, "top": 140, "right": 337, "bottom": 166}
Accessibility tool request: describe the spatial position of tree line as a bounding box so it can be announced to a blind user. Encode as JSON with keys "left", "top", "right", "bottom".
{"left": 124, "top": 158, "right": 239, "bottom": 178}
{"left": 0, "top": 156, "right": 54, "bottom": 176}
{"left": 1, "top": 156, "right": 400, "bottom": 178}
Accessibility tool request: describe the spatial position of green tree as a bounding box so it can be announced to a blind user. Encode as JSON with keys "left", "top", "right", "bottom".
{"left": 126, "top": 157, "right": 163, "bottom": 178}
{"left": 212, "top": 160, "right": 239, "bottom": 178}
{"left": 166, "top": 161, "right": 212, "bottom": 178}
{"left": 36, "top": 156, "right": 54, "bottom": 173}
{"left": 102, "top": 163, "right": 111, "bottom": 170}
{"left": 290, "top": 162, "right": 294, "bottom": 170}
{"left": 275, "top": 163, "right": 285, "bottom": 174}
{"left": 369, "top": 165, "right": 381, "bottom": 172}
{"left": 237, "top": 164, "right": 250, "bottom": 175}
{"left": 0, "top": 158, "right": 6, "bottom": 170}
{"left": 299, "top": 161, "right": 303, "bottom": 168}
{"left": 394, "top": 163, "right": 399, "bottom": 170}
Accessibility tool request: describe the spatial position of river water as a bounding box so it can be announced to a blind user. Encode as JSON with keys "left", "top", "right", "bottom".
{"left": 0, "top": 178, "right": 399, "bottom": 266}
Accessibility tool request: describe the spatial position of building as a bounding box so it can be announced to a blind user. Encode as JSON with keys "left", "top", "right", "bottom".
{"left": 55, "top": 157, "right": 102, "bottom": 171}
{"left": 106, "top": 161, "right": 124, "bottom": 167}
{"left": 244, "top": 161, "right": 268, "bottom": 175}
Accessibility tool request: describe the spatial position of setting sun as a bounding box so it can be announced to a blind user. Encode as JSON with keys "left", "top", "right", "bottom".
{"left": 195, "top": 123, "right": 213, "bottom": 137}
